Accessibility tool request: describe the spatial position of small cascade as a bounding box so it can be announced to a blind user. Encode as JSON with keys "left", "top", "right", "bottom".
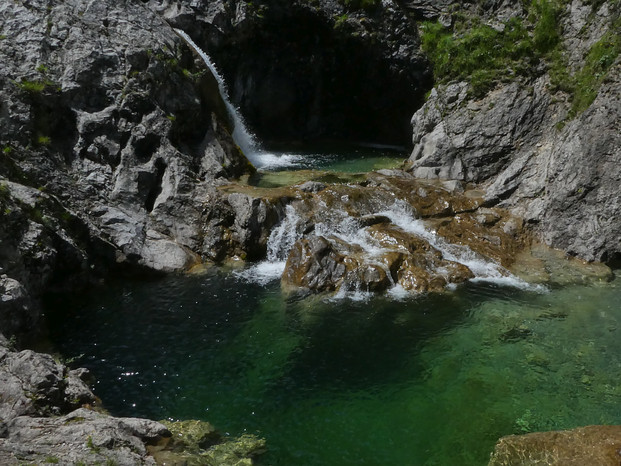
{"left": 378, "top": 200, "right": 535, "bottom": 289}
{"left": 237, "top": 198, "right": 537, "bottom": 294}
{"left": 234, "top": 205, "right": 305, "bottom": 285}
{"left": 266, "top": 205, "right": 304, "bottom": 262}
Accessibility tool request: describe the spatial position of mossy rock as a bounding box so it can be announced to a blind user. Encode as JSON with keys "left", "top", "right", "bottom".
{"left": 154, "top": 420, "right": 266, "bottom": 465}
{"left": 160, "top": 419, "right": 221, "bottom": 451}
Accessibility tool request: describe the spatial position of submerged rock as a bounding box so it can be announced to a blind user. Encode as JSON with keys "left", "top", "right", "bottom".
{"left": 489, "top": 425, "right": 621, "bottom": 466}
{"left": 153, "top": 419, "right": 266, "bottom": 465}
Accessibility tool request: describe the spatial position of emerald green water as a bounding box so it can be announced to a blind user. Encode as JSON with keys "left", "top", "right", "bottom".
{"left": 45, "top": 272, "right": 621, "bottom": 465}
{"left": 261, "top": 143, "right": 405, "bottom": 173}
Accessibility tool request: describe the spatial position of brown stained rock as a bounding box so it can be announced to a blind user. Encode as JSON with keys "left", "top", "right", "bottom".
{"left": 397, "top": 264, "right": 437, "bottom": 292}
{"left": 488, "top": 425, "right": 621, "bottom": 466}
{"left": 344, "top": 263, "right": 392, "bottom": 292}
{"left": 436, "top": 211, "right": 527, "bottom": 268}
{"left": 367, "top": 224, "right": 433, "bottom": 254}
{"left": 365, "top": 172, "right": 482, "bottom": 217}
{"left": 282, "top": 236, "right": 348, "bottom": 292}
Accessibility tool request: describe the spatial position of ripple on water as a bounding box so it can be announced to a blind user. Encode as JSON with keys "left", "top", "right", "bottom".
{"left": 44, "top": 271, "right": 621, "bottom": 465}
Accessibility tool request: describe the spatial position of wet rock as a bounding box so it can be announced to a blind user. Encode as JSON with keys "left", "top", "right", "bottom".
{"left": 282, "top": 235, "right": 348, "bottom": 293}
{"left": 489, "top": 425, "right": 621, "bottom": 466}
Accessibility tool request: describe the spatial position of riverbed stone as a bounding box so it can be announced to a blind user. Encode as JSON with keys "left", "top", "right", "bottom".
{"left": 489, "top": 425, "right": 621, "bottom": 466}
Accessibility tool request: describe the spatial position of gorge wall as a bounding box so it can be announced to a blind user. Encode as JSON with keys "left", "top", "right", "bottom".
{"left": 1, "top": 0, "right": 620, "bottom": 463}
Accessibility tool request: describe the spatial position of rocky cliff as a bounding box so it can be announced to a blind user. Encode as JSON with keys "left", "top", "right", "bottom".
{"left": 406, "top": 0, "right": 621, "bottom": 263}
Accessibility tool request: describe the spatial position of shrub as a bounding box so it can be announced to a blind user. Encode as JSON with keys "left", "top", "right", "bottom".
{"left": 530, "top": 0, "right": 561, "bottom": 54}
{"left": 16, "top": 79, "right": 48, "bottom": 93}
{"left": 570, "top": 30, "right": 621, "bottom": 116}
{"left": 420, "top": 17, "right": 536, "bottom": 97}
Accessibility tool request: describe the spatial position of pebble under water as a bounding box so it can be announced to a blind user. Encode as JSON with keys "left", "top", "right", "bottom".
{"left": 45, "top": 271, "right": 621, "bottom": 465}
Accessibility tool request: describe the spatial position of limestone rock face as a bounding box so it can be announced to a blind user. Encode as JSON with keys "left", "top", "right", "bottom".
{"left": 0, "top": 0, "right": 265, "bottom": 336}
{"left": 489, "top": 425, "right": 621, "bottom": 466}
{"left": 406, "top": 1, "right": 621, "bottom": 263}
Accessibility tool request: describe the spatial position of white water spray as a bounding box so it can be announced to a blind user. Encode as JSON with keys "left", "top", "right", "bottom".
{"left": 234, "top": 205, "right": 305, "bottom": 285}
{"left": 175, "top": 29, "right": 304, "bottom": 170}
{"left": 174, "top": 29, "right": 259, "bottom": 159}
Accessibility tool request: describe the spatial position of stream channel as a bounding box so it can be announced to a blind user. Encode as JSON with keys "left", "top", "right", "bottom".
{"left": 44, "top": 30, "right": 621, "bottom": 465}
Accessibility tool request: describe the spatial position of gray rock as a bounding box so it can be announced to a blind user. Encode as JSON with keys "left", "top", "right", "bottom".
{"left": 407, "top": 78, "right": 552, "bottom": 183}
{"left": 0, "top": 344, "right": 96, "bottom": 423}
{"left": 0, "top": 408, "right": 167, "bottom": 465}
{"left": 406, "top": 1, "right": 621, "bottom": 263}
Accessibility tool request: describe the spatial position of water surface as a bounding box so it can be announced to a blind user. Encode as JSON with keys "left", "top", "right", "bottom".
{"left": 45, "top": 271, "right": 621, "bottom": 465}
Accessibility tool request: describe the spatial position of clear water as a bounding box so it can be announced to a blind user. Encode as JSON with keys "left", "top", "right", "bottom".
{"left": 255, "top": 143, "right": 406, "bottom": 172}
{"left": 45, "top": 271, "right": 621, "bottom": 465}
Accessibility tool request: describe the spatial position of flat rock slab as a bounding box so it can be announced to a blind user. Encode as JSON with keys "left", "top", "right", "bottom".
{"left": 489, "top": 425, "right": 621, "bottom": 465}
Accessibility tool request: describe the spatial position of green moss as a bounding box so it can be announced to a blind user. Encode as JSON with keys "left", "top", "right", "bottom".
{"left": 569, "top": 29, "right": 620, "bottom": 116}
{"left": 15, "top": 79, "right": 48, "bottom": 93}
{"left": 36, "top": 64, "right": 49, "bottom": 74}
{"left": 334, "top": 13, "right": 349, "bottom": 29}
{"left": 36, "top": 135, "right": 52, "bottom": 146}
{"left": 420, "top": 17, "right": 536, "bottom": 97}
{"left": 44, "top": 456, "right": 59, "bottom": 464}
{"left": 86, "top": 435, "right": 100, "bottom": 453}
{"left": 0, "top": 183, "right": 10, "bottom": 203}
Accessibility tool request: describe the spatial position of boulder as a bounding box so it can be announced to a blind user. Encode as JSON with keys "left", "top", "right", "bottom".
{"left": 489, "top": 425, "right": 621, "bottom": 466}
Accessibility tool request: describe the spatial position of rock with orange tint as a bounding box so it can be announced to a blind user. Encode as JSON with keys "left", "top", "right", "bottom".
{"left": 489, "top": 425, "right": 621, "bottom": 466}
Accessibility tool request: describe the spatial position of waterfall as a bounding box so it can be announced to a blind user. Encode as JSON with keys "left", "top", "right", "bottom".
{"left": 174, "top": 29, "right": 262, "bottom": 165}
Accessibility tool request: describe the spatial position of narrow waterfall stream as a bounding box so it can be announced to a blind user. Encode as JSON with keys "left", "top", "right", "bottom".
{"left": 174, "top": 29, "right": 260, "bottom": 161}
{"left": 175, "top": 29, "right": 307, "bottom": 170}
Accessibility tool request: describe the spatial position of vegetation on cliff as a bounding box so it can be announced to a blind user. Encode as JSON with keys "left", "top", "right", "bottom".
{"left": 420, "top": 0, "right": 620, "bottom": 110}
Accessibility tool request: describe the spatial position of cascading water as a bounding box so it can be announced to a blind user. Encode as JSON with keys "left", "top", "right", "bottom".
{"left": 235, "top": 205, "right": 305, "bottom": 285}
{"left": 174, "top": 29, "right": 302, "bottom": 169}
{"left": 237, "top": 198, "right": 538, "bottom": 295}
{"left": 377, "top": 200, "right": 536, "bottom": 289}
